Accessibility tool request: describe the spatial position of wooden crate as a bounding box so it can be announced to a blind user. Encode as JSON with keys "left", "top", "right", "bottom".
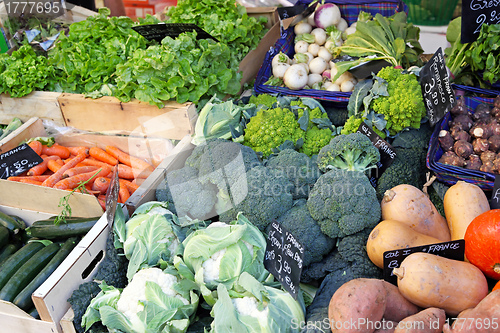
{"left": 0, "top": 92, "right": 65, "bottom": 127}
{"left": 59, "top": 94, "right": 198, "bottom": 141}
{"left": 0, "top": 204, "right": 107, "bottom": 333}
{"left": 0, "top": 117, "right": 176, "bottom": 217}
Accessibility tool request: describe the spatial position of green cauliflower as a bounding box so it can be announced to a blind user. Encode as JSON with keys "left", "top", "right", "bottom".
{"left": 306, "top": 168, "right": 381, "bottom": 238}
{"left": 265, "top": 149, "right": 321, "bottom": 199}
{"left": 371, "top": 66, "right": 427, "bottom": 135}
{"left": 317, "top": 132, "right": 380, "bottom": 173}
{"left": 244, "top": 107, "right": 305, "bottom": 157}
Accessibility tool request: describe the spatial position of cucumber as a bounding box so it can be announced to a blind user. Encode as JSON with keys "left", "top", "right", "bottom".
{"left": 0, "top": 226, "right": 8, "bottom": 248}
{"left": 13, "top": 237, "right": 78, "bottom": 311}
{"left": 26, "top": 218, "right": 99, "bottom": 239}
{"left": 0, "top": 211, "right": 25, "bottom": 235}
{"left": 0, "top": 242, "right": 46, "bottom": 290}
{"left": 0, "top": 242, "right": 60, "bottom": 302}
{"left": 0, "top": 243, "right": 19, "bottom": 266}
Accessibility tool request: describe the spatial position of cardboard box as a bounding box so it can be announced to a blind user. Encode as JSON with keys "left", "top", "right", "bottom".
{"left": 0, "top": 204, "right": 109, "bottom": 333}
{"left": 0, "top": 117, "right": 176, "bottom": 217}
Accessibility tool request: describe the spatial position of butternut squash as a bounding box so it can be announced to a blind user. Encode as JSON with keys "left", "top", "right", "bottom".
{"left": 366, "top": 220, "right": 442, "bottom": 268}
{"left": 392, "top": 252, "right": 489, "bottom": 316}
{"left": 381, "top": 184, "right": 451, "bottom": 242}
{"left": 443, "top": 181, "right": 490, "bottom": 241}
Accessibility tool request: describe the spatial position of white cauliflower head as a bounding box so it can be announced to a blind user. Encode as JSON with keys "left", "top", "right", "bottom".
{"left": 116, "top": 267, "right": 188, "bottom": 321}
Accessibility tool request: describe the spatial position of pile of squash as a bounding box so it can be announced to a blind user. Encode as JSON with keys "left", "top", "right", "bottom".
{"left": 327, "top": 182, "right": 500, "bottom": 333}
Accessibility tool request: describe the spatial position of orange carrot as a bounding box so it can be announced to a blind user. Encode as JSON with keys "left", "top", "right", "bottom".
{"left": 18, "top": 179, "right": 43, "bottom": 185}
{"left": 41, "top": 153, "right": 87, "bottom": 188}
{"left": 67, "top": 146, "right": 90, "bottom": 156}
{"left": 97, "top": 196, "right": 106, "bottom": 210}
{"left": 118, "top": 184, "right": 130, "bottom": 203}
{"left": 131, "top": 178, "right": 146, "bottom": 186}
{"left": 119, "top": 179, "right": 139, "bottom": 194}
{"left": 41, "top": 143, "right": 70, "bottom": 159}
{"left": 116, "top": 164, "right": 135, "bottom": 179}
{"left": 27, "top": 155, "right": 60, "bottom": 176}
{"left": 47, "top": 159, "right": 63, "bottom": 173}
{"left": 105, "top": 145, "right": 154, "bottom": 172}
{"left": 53, "top": 166, "right": 111, "bottom": 190}
{"left": 63, "top": 166, "right": 99, "bottom": 178}
{"left": 89, "top": 147, "right": 118, "bottom": 166}
{"left": 92, "top": 177, "right": 111, "bottom": 194}
{"left": 28, "top": 140, "right": 43, "bottom": 156}
{"left": 80, "top": 158, "right": 113, "bottom": 168}
{"left": 8, "top": 175, "right": 50, "bottom": 182}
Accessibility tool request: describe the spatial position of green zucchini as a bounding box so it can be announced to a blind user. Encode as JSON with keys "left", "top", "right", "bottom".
{"left": 0, "top": 243, "right": 19, "bottom": 266}
{"left": 0, "top": 242, "right": 60, "bottom": 302}
{"left": 30, "top": 216, "right": 101, "bottom": 227}
{"left": 0, "top": 242, "right": 46, "bottom": 290}
{"left": 0, "top": 211, "right": 25, "bottom": 235}
{"left": 0, "top": 226, "right": 8, "bottom": 249}
{"left": 13, "top": 237, "right": 78, "bottom": 311}
{"left": 26, "top": 218, "right": 99, "bottom": 239}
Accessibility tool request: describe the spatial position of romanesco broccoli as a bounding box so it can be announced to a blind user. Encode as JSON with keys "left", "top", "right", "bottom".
{"left": 300, "top": 126, "right": 333, "bottom": 157}
{"left": 244, "top": 107, "right": 305, "bottom": 157}
{"left": 371, "top": 66, "right": 427, "bottom": 135}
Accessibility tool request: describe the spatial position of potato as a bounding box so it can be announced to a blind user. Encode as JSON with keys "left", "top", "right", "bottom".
{"left": 443, "top": 181, "right": 490, "bottom": 241}
{"left": 367, "top": 220, "right": 442, "bottom": 268}
{"left": 443, "top": 290, "right": 500, "bottom": 333}
{"left": 393, "top": 252, "right": 489, "bottom": 316}
{"left": 374, "top": 322, "right": 397, "bottom": 333}
{"left": 381, "top": 185, "right": 451, "bottom": 242}
{"left": 328, "top": 278, "right": 387, "bottom": 333}
{"left": 394, "top": 307, "right": 446, "bottom": 333}
{"left": 382, "top": 281, "right": 420, "bottom": 322}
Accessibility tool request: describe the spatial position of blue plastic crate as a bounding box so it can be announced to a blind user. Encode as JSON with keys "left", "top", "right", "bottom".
{"left": 254, "top": 0, "right": 407, "bottom": 106}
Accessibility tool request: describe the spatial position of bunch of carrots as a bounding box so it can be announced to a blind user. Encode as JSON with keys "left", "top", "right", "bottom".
{"left": 7, "top": 140, "right": 156, "bottom": 210}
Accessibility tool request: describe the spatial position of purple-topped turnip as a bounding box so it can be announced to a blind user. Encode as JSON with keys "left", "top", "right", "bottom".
{"left": 314, "top": 3, "right": 341, "bottom": 29}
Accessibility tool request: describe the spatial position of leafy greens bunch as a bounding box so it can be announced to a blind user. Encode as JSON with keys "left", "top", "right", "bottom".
{"left": 166, "top": 0, "right": 268, "bottom": 62}
{"left": 332, "top": 11, "right": 423, "bottom": 81}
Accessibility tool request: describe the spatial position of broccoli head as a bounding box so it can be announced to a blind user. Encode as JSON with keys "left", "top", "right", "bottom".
{"left": 336, "top": 228, "right": 381, "bottom": 279}
{"left": 156, "top": 165, "right": 218, "bottom": 220}
{"left": 265, "top": 149, "right": 321, "bottom": 199}
{"left": 184, "top": 138, "right": 228, "bottom": 170}
{"left": 218, "top": 165, "right": 294, "bottom": 231}
{"left": 270, "top": 199, "right": 335, "bottom": 267}
{"left": 390, "top": 122, "right": 433, "bottom": 150}
{"left": 307, "top": 168, "right": 381, "bottom": 238}
{"left": 317, "top": 132, "right": 380, "bottom": 173}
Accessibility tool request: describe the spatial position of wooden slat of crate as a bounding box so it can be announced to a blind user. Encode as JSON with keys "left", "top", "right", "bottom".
{"left": 0, "top": 92, "right": 65, "bottom": 127}
{"left": 0, "top": 301, "right": 59, "bottom": 333}
{"left": 59, "top": 93, "right": 198, "bottom": 141}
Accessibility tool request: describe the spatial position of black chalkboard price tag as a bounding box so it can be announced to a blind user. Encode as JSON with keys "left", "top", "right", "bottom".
{"left": 357, "top": 122, "right": 397, "bottom": 188}
{"left": 461, "top": 0, "right": 500, "bottom": 43}
{"left": 420, "top": 48, "right": 456, "bottom": 127}
{"left": 383, "top": 240, "right": 465, "bottom": 285}
{"left": 489, "top": 175, "right": 500, "bottom": 209}
{"left": 132, "top": 24, "right": 218, "bottom": 42}
{"left": 0, "top": 143, "right": 43, "bottom": 179}
{"left": 264, "top": 221, "right": 304, "bottom": 299}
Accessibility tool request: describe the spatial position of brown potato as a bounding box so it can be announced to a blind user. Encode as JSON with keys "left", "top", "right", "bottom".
{"left": 394, "top": 307, "right": 446, "bottom": 333}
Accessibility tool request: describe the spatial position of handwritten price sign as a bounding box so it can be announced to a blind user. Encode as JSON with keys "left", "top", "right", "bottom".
{"left": 264, "top": 221, "right": 304, "bottom": 299}
{"left": 462, "top": 0, "right": 500, "bottom": 43}
{"left": 0, "top": 143, "right": 43, "bottom": 179}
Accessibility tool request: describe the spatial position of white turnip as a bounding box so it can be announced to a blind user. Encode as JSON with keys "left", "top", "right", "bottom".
{"left": 272, "top": 62, "right": 290, "bottom": 79}
{"left": 326, "top": 83, "right": 341, "bottom": 91}
{"left": 336, "top": 18, "right": 348, "bottom": 32}
{"left": 344, "top": 25, "right": 357, "bottom": 36}
{"left": 314, "top": 3, "right": 341, "bottom": 29}
{"left": 294, "top": 21, "right": 312, "bottom": 35}
{"left": 308, "top": 73, "right": 323, "bottom": 87}
{"left": 308, "top": 43, "right": 320, "bottom": 57}
{"left": 283, "top": 64, "right": 309, "bottom": 90}
{"left": 293, "top": 53, "right": 310, "bottom": 64}
{"left": 340, "top": 79, "right": 355, "bottom": 92}
{"left": 304, "top": 52, "right": 314, "bottom": 63}
{"left": 317, "top": 46, "right": 332, "bottom": 62}
{"left": 322, "top": 70, "right": 331, "bottom": 80}
{"left": 307, "top": 12, "right": 316, "bottom": 27}
{"left": 271, "top": 52, "right": 291, "bottom": 68}
{"left": 323, "top": 81, "right": 333, "bottom": 89}
{"left": 309, "top": 57, "right": 327, "bottom": 74}
{"left": 334, "top": 71, "right": 355, "bottom": 86}
{"left": 310, "top": 28, "right": 327, "bottom": 45}
{"left": 295, "top": 40, "right": 309, "bottom": 54}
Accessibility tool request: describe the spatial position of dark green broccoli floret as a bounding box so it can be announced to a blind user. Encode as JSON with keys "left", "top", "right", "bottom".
{"left": 307, "top": 168, "right": 381, "bottom": 238}
{"left": 270, "top": 199, "right": 335, "bottom": 267}
{"left": 324, "top": 105, "right": 349, "bottom": 127}
{"left": 156, "top": 165, "right": 218, "bottom": 220}
{"left": 184, "top": 138, "right": 228, "bottom": 170}
{"left": 317, "top": 132, "right": 380, "bottom": 173}
{"left": 375, "top": 124, "right": 433, "bottom": 200}
{"left": 218, "top": 165, "right": 294, "bottom": 231}
{"left": 336, "top": 228, "right": 381, "bottom": 279}
{"left": 265, "top": 149, "right": 321, "bottom": 199}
